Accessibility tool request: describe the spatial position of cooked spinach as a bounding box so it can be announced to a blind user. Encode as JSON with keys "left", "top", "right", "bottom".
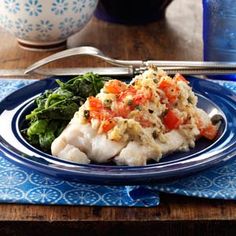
{"left": 22, "top": 73, "right": 108, "bottom": 152}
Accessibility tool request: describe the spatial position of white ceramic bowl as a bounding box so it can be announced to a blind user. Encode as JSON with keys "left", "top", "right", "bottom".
{"left": 0, "top": 0, "right": 98, "bottom": 50}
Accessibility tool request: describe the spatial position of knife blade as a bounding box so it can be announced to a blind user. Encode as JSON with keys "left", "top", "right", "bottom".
{"left": 1, "top": 67, "right": 236, "bottom": 78}
{"left": 0, "top": 67, "right": 133, "bottom": 77}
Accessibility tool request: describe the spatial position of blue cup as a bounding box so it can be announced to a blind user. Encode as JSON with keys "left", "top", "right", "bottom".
{"left": 203, "top": 0, "right": 236, "bottom": 80}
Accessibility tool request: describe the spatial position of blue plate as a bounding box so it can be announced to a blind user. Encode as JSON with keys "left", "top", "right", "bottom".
{"left": 0, "top": 77, "right": 235, "bottom": 184}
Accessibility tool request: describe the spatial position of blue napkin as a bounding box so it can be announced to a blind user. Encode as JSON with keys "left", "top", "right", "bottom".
{"left": 0, "top": 79, "right": 235, "bottom": 206}
{"left": 0, "top": 79, "right": 159, "bottom": 207}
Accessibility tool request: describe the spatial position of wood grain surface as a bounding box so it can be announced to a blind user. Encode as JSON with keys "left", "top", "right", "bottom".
{"left": 0, "top": 0, "right": 202, "bottom": 70}
{"left": 0, "top": 0, "right": 235, "bottom": 235}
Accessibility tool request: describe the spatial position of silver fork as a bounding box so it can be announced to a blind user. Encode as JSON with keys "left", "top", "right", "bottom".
{"left": 24, "top": 46, "right": 236, "bottom": 76}
{"left": 24, "top": 46, "right": 226, "bottom": 124}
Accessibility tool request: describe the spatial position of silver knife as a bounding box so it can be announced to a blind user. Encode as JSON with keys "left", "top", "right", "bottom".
{"left": 1, "top": 67, "right": 236, "bottom": 77}
{"left": 22, "top": 46, "right": 236, "bottom": 78}
{"left": 0, "top": 68, "right": 132, "bottom": 77}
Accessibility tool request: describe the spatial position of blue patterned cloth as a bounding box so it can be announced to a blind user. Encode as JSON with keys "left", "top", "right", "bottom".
{"left": 0, "top": 79, "right": 159, "bottom": 207}
{"left": 0, "top": 79, "right": 235, "bottom": 206}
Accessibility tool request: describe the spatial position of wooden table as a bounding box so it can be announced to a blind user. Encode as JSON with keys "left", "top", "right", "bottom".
{"left": 0, "top": 0, "right": 236, "bottom": 235}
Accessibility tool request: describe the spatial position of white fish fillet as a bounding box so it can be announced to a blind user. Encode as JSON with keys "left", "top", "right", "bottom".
{"left": 114, "top": 130, "right": 189, "bottom": 166}
{"left": 114, "top": 141, "right": 160, "bottom": 166}
{"left": 158, "top": 130, "right": 190, "bottom": 154}
{"left": 51, "top": 130, "right": 90, "bottom": 164}
{"left": 51, "top": 115, "right": 126, "bottom": 163}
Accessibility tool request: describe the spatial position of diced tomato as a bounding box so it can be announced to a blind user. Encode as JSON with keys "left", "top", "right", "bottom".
{"left": 132, "top": 93, "right": 145, "bottom": 106}
{"left": 89, "top": 110, "right": 101, "bottom": 120}
{"left": 88, "top": 97, "right": 103, "bottom": 111}
{"left": 120, "top": 90, "right": 151, "bottom": 111}
{"left": 133, "top": 113, "right": 153, "bottom": 127}
{"left": 90, "top": 108, "right": 115, "bottom": 121}
{"left": 133, "top": 89, "right": 152, "bottom": 104}
{"left": 200, "top": 124, "right": 218, "bottom": 140}
{"left": 158, "top": 79, "right": 180, "bottom": 104}
{"left": 174, "top": 73, "right": 189, "bottom": 83}
{"left": 163, "top": 109, "right": 182, "bottom": 130}
{"left": 164, "top": 87, "right": 179, "bottom": 104}
{"left": 195, "top": 116, "right": 205, "bottom": 130}
{"left": 158, "top": 79, "right": 173, "bottom": 90}
{"left": 104, "top": 80, "right": 127, "bottom": 94}
{"left": 191, "top": 113, "right": 218, "bottom": 140}
{"left": 115, "top": 102, "right": 131, "bottom": 118}
{"left": 118, "top": 86, "right": 136, "bottom": 102}
{"left": 101, "top": 119, "right": 116, "bottom": 132}
{"left": 137, "top": 117, "right": 153, "bottom": 128}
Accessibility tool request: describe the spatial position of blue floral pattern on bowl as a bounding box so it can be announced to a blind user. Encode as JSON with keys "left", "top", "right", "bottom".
{"left": 0, "top": 0, "right": 98, "bottom": 49}
{"left": 25, "top": 0, "right": 43, "bottom": 16}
